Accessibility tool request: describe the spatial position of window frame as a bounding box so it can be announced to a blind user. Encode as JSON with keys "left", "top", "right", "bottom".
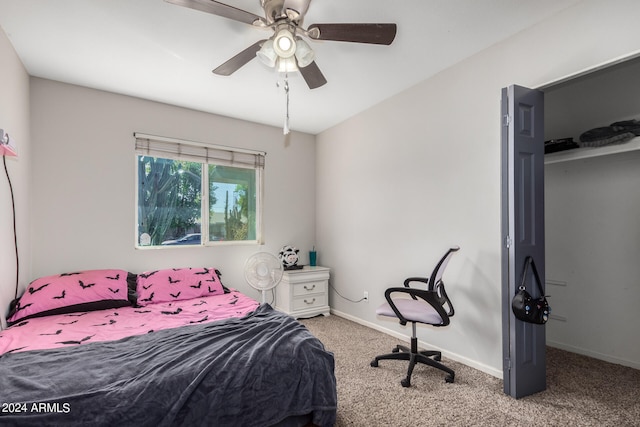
{"left": 134, "top": 133, "right": 265, "bottom": 249}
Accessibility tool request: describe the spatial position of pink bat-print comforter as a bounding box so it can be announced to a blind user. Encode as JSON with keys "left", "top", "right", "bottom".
{"left": 0, "top": 290, "right": 259, "bottom": 356}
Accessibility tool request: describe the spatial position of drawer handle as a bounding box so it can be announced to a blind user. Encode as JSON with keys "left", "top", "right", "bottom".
{"left": 304, "top": 284, "right": 316, "bottom": 291}
{"left": 304, "top": 298, "right": 316, "bottom": 305}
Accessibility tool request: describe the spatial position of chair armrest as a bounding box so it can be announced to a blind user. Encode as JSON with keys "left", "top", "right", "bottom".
{"left": 403, "top": 277, "right": 429, "bottom": 300}
{"left": 384, "top": 287, "right": 451, "bottom": 327}
{"left": 403, "top": 277, "right": 429, "bottom": 287}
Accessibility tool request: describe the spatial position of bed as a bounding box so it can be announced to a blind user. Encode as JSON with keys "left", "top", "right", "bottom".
{"left": 0, "top": 267, "right": 337, "bottom": 426}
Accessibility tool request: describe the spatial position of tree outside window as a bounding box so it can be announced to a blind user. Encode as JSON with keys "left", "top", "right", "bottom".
{"left": 137, "top": 157, "right": 260, "bottom": 247}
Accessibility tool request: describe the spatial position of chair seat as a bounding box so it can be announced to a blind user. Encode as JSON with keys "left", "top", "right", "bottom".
{"left": 376, "top": 298, "right": 443, "bottom": 325}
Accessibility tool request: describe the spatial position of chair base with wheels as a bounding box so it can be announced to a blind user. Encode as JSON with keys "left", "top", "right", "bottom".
{"left": 370, "top": 246, "right": 459, "bottom": 387}
{"left": 370, "top": 324, "right": 454, "bottom": 387}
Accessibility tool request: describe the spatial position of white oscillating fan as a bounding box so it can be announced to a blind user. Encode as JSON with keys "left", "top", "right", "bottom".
{"left": 244, "top": 252, "right": 284, "bottom": 303}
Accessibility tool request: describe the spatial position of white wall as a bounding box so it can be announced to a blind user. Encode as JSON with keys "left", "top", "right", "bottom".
{"left": 0, "top": 28, "right": 30, "bottom": 328}
{"left": 29, "top": 78, "right": 317, "bottom": 300}
{"left": 316, "top": 0, "right": 640, "bottom": 377}
{"left": 544, "top": 58, "right": 640, "bottom": 369}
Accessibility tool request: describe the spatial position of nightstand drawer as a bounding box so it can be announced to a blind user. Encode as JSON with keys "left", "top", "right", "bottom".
{"left": 292, "top": 294, "right": 327, "bottom": 311}
{"left": 292, "top": 281, "right": 327, "bottom": 297}
{"left": 275, "top": 266, "right": 330, "bottom": 319}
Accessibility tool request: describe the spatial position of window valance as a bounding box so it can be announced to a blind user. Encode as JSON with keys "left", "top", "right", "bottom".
{"left": 134, "top": 133, "right": 265, "bottom": 169}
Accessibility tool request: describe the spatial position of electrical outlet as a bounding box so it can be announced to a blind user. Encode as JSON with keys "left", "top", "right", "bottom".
{"left": 363, "top": 291, "right": 369, "bottom": 302}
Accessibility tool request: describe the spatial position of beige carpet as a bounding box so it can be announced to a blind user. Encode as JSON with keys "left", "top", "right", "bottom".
{"left": 300, "top": 314, "right": 640, "bottom": 426}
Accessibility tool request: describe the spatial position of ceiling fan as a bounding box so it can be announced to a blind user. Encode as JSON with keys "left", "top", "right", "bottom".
{"left": 165, "top": 0, "right": 397, "bottom": 89}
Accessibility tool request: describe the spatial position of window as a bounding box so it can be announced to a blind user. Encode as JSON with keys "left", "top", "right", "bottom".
{"left": 134, "top": 133, "right": 264, "bottom": 247}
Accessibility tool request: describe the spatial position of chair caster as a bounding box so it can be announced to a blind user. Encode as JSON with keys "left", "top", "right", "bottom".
{"left": 434, "top": 354, "right": 441, "bottom": 361}
{"left": 400, "top": 378, "right": 411, "bottom": 387}
{"left": 392, "top": 347, "right": 400, "bottom": 353}
{"left": 445, "top": 375, "right": 454, "bottom": 383}
{"left": 370, "top": 359, "right": 379, "bottom": 367}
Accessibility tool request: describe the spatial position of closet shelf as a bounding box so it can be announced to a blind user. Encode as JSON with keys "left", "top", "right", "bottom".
{"left": 544, "top": 136, "right": 640, "bottom": 164}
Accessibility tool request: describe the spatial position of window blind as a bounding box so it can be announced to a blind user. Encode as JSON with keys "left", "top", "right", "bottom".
{"left": 134, "top": 133, "right": 265, "bottom": 169}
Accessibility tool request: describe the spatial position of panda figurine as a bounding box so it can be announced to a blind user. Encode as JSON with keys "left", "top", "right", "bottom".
{"left": 279, "top": 245, "right": 302, "bottom": 270}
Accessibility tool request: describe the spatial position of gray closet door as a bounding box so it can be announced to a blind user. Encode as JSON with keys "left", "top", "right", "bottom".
{"left": 501, "top": 84, "right": 546, "bottom": 399}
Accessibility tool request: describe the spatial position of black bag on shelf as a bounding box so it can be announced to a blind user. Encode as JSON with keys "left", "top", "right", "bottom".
{"left": 511, "top": 256, "right": 550, "bottom": 324}
{"left": 544, "top": 137, "right": 579, "bottom": 154}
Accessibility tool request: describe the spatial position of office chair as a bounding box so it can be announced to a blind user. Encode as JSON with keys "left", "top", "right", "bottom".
{"left": 370, "top": 246, "right": 460, "bottom": 387}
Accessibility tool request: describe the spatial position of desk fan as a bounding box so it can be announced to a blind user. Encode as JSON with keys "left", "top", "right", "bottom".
{"left": 244, "top": 252, "right": 284, "bottom": 303}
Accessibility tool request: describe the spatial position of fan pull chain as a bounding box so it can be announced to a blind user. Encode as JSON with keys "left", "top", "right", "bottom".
{"left": 283, "top": 75, "right": 290, "bottom": 135}
{"left": 275, "top": 72, "right": 291, "bottom": 135}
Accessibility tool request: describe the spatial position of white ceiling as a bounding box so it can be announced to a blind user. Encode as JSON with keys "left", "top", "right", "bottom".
{"left": 0, "top": 0, "right": 581, "bottom": 134}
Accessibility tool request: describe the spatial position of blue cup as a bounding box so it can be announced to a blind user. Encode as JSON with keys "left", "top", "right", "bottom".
{"left": 309, "top": 251, "right": 317, "bottom": 267}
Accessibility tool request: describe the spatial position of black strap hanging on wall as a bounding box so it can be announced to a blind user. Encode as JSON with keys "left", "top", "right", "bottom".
{"left": 2, "top": 155, "right": 19, "bottom": 300}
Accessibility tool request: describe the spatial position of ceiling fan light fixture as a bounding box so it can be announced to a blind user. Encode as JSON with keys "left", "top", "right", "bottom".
{"left": 256, "top": 39, "right": 277, "bottom": 68}
{"left": 294, "top": 37, "right": 314, "bottom": 68}
{"left": 277, "top": 56, "right": 298, "bottom": 73}
{"left": 273, "top": 28, "right": 297, "bottom": 58}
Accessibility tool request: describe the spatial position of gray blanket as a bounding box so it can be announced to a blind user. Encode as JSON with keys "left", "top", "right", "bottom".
{"left": 0, "top": 304, "right": 337, "bottom": 426}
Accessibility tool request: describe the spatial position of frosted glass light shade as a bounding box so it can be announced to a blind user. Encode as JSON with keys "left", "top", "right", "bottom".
{"left": 277, "top": 57, "right": 298, "bottom": 73}
{"left": 294, "top": 38, "right": 314, "bottom": 68}
{"left": 256, "top": 39, "right": 277, "bottom": 68}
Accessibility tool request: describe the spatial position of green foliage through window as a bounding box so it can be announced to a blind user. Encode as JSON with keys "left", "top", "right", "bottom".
{"left": 137, "top": 157, "right": 260, "bottom": 247}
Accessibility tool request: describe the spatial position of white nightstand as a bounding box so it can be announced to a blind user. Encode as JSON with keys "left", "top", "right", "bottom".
{"left": 275, "top": 266, "right": 330, "bottom": 319}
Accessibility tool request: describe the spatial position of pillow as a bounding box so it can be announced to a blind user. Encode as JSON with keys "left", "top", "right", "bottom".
{"left": 136, "top": 267, "right": 225, "bottom": 306}
{"left": 7, "top": 269, "right": 131, "bottom": 325}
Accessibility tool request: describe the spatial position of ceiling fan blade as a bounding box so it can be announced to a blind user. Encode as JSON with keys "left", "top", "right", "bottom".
{"left": 165, "top": 0, "right": 265, "bottom": 26}
{"left": 298, "top": 61, "right": 327, "bottom": 89}
{"left": 212, "top": 40, "right": 265, "bottom": 76}
{"left": 307, "top": 23, "right": 397, "bottom": 45}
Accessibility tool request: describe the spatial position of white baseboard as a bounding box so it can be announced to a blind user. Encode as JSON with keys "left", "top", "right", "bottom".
{"left": 547, "top": 340, "right": 640, "bottom": 370}
{"left": 330, "top": 308, "right": 503, "bottom": 379}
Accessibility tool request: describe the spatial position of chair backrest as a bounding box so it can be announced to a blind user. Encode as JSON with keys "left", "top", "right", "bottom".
{"left": 428, "top": 246, "right": 460, "bottom": 316}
